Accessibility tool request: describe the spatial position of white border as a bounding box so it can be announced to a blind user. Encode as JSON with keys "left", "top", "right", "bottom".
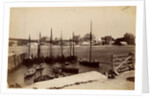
{"left": 1, "top": 0, "right": 144, "bottom": 95}
{"left": 145, "top": 0, "right": 150, "bottom": 93}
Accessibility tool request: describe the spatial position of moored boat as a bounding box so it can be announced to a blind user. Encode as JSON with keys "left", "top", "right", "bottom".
{"left": 34, "top": 74, "right": 55, "bottom": 83}
{"left": 35, "top": 64, "right": 44, "bottom": 71}
{"left": 62, "top": 62, "right": 79, "bottom": 74}
{"left": 79, "top": 60, "right": 99, "bottom": 67}
{"left": 62, "top": 66, "right": 79, "bottom": 74}
{"left": 79, "top": 21, "right": 99, "bottom": 67}
{"left": 24, "top": 68, "right": 36, "bottom": 78}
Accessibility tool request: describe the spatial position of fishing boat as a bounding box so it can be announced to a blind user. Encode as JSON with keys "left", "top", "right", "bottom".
{"left": 62, "top": 32, "right": 79, "bottom": 73}
{"left": 24, "top": 68, "right": 36, "bottom": 78}
{"left": 23, "top": 35, "right": 33, "bottom": 66}
{"left": 66, "top": 32, "right": 78, "bottom": 63}
{"left": 45, "top": 28, "right": 56, "bottom": 64}
{"left": 79, "top": 21, "right": 99, "bottom": 67}
{"left": 62, "top": 65, "right": 79, "bottom": 74}
{"left": 34, "top": 74, "right": 55, "bottom": 83}
{"left": 37, "top": 33, "right": 41, "bottom": 59}
{"left": 79, "top": 59, "right": 99, "bottom": 67}
{"left": 35, "top": 64, "right": 44, "bottom": 71}
{"left": 57, "top": 31, "right": 66, "bottom": 63}
{"left": 62, "top": 60, "right": 79, "bottom": 74}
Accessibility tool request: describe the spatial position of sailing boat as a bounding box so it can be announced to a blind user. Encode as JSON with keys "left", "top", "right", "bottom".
{"left": 36, "top": 32, "right": 45, "bottom": 64}
{"left": 49, "top": 28, "right": 53, "bottom": 58}
{"left": 37, "top": 32, "right": 41, "bottom": 58}
{"left": 28, "top": 35, "right": 31, "bottom": 58}
{"left": 24, "top": 35, "right": 36, "bottom": 78}
{"left": 45, "top": 28, "right": 55, "bottom": 64}
{"left": 71, "top": 32, "right": 78, "bottom": 61}
{"left": 57, "top": 31, "right": 65, "bottom": 63}
{"left": 62, "top": 32, "right": 79, "bottom": 73}
{"left": 79, "top": 21, "right": 99, "bottom": 67}
{"left": 24, "top": 35, "right": 33, "bottom": 66}
{"left": 66, "top": 32, "right": 77, "bottom": 63}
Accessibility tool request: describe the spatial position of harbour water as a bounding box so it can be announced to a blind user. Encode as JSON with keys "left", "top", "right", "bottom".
{"left": 7, "top": 45, "right": 135, "bottom": 87}
{"left": 8, "top": 62, "right": 100, "bottom": 87}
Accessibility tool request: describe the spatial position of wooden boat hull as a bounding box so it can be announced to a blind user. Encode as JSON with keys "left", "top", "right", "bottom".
{"left": 62, "top": 67, "right": 79, "bottom": 74}
{"left": 79, "top": 61, "right": 99, "bottom": 68}
{"left": 24, "top": 69, "right": 36, "bottom": 78}
{"left": 35, "top": 65, "right": 44, "bottom": 71}
{"left": 66, "top": 56, "right": 77, "bottom": 62}
{"left": 24, "top": 74, "right": 35, "bottom": 78}
{"left": 34, "top": 75, "right": 54, "bottom": 83}
{"left": 23, "top": 58, "right": 33, "bottom": 66}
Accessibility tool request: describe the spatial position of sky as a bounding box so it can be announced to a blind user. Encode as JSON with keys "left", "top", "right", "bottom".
{"left": 9, "top": 6, "right": 136, "bottom": 40}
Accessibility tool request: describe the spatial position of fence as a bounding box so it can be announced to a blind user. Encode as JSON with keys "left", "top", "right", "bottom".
{"left": 111, "top": 53, "right": 135, "bottom": 75}
{"left": 8, "top": 52, "right": 27, "bottom": 72}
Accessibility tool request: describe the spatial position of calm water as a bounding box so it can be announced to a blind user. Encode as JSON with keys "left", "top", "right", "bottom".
{"left": 7, "top": 62, "right": 100, "bottom": 87}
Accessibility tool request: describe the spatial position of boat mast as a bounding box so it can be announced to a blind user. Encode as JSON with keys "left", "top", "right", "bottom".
{"left": 37, "top": 32, "right": 41, "bottom": 58}
{"left": 72, "top": 32, "right": 75, "bottom": 56}
{"left": 50, "top": 28, "right": 53, "bottom": 57}
{"left": 69, "top": 38, "right": 72, "bottom": 56}
{"left": 89, "top": 21, "right": 92, "bottom": 62}
{"left": 60, "top": 31, "right": 63, "bottom": 57}
{"left": 28, "top": 35, "right": 31, "bottom": 57}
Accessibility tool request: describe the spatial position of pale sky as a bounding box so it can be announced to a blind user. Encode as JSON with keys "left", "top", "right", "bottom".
{"left": 9, "top": 6, "right": 136, "bottom": 40}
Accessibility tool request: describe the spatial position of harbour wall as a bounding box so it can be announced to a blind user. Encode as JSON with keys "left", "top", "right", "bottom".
{"left": 8, "top": 52, "right": 27, "bottom": 72}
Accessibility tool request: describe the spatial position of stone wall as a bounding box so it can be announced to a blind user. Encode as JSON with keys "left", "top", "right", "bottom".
{"left": 8, "top": 52, "right": 27, "bottom": 72}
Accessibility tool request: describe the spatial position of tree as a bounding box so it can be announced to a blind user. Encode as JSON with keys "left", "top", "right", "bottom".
{"left": 82, "top": 33, "right": 96, "bottom": 42}
{"left": 73, "top": 35, "right": 81, "bottom": 44}
{"left": 9, "top": 41, "right": 15, "bottom": 46}
{"left": 53, "top": 37, "right": 59, "bottom": 45}
{"left": 124, "top": 33, "right": 135, "bottom": 45}
{"left": 17, "top": 40, "right": 27, "bottom": 46}
{"left": 101, "top": 36, "right": 114, "bottom": 45}
{"left": 40, "top": 36, "right": 49, "bottom": 42}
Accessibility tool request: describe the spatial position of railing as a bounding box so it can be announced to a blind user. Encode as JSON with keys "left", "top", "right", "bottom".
{"left": 111, "top": 53, "right": 135, "bottom": 75}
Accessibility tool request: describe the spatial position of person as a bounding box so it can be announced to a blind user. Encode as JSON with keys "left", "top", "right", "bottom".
{"left": 106, "top": 69, "right": 117, "bottom": 79}
{"left": 52, "top": 64, "right": 65, "bottom": 78}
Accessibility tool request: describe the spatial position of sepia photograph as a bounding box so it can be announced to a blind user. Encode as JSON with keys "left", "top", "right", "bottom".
{"left": 7, "top": 6, "right": 136, "bottom": 90}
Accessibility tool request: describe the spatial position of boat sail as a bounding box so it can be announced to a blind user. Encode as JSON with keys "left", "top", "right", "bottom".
{"left": 79, "top": 21, "right": 99, "bottom": 67}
